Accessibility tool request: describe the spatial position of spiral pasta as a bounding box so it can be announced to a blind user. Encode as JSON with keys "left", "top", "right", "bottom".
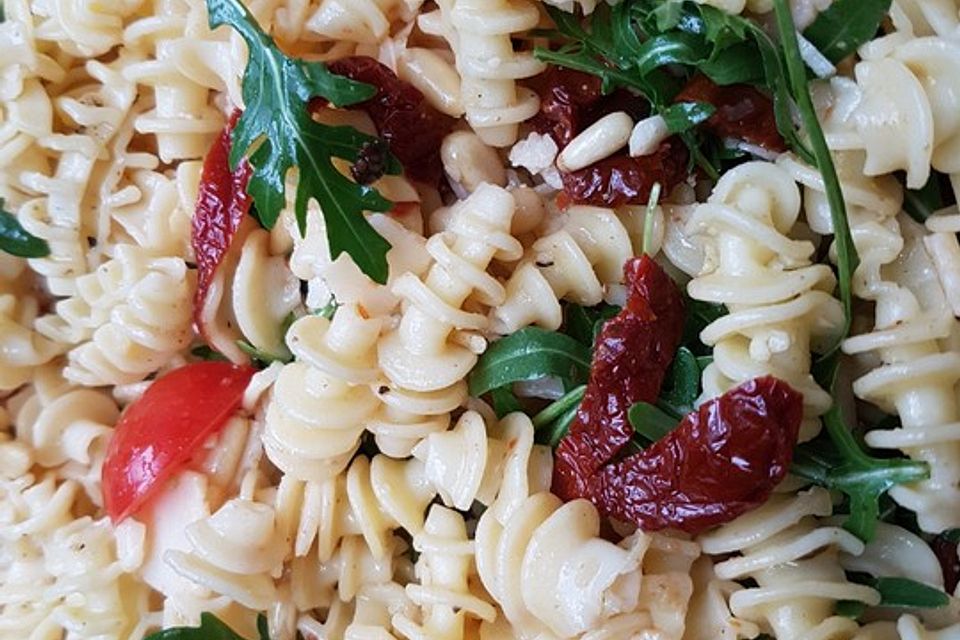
{"left": 0, "top": 256, "right": 61, "bottom": 391}
{"left": 393, "top": 505, "right": 497, "bottom": 638}
{"left": 0, "top": 474, "right": 153, "bottom": 638}
{"left": 827, "top": 31, "right": 960, "bottom": 192}
{"left": 306, "top": 0, "right": 411, "bottom": 44}
{"left": 492, "top": 204, "right": 636, "bottom": 334}
{"left": 123, "top": 0, "right": 225, "bottom": 163}
{"left": 17, "top": 58, "right": 139, "bottom": 296}
{"left": 686, "top": 162, "right": 844, "bottom": 441}
{"left": 697, "top": 488, "right": 881, "bottom": 640}
{"left": 377, "top": 183, "right": 521, "bottom": 451}
{"left": 274, "top": 452, "right": 435, "bottom": 565}
{"left": 38, "top": 243, "right": 195, "bottom": 387}
{"left": 431, "top": 0, "right": 545, "bottom": 147}
{"left": 166, "top": 496, "right": 286, "bottom": 611}
{"left": 262, "top": 304, "right": 383, "bottom": 483}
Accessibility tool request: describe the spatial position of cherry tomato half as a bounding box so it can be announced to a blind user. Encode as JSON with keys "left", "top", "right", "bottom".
{"left": 102, "top": 362, "right": 256, "bottom": 522}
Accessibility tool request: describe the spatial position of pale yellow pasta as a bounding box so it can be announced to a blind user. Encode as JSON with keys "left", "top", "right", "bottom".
{"left": 429, "top": 0, "right": 545, "bottom": 147}
{"left": 697, "top": 488, "right": 881, "bottom": 640}
{"left": 687, "top": 162, "right": 843, "bottom": 441}
{"left": 492, "top": 204, "right": 636, "bottom": 334}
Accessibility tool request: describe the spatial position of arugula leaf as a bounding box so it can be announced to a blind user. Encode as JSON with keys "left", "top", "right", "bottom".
{"left": 774, "top": 0, "right": 859, "bottom": 353}
{"left": 803, "top": 0, "right": 892, "bottom": 64}
{"left": 0, "top": 200, "right": 50, "bottom": 258}
{"left": 191, "top": 344, "right": 229, "bottom": 362}
{"left": 683, "top": 298, "right": 726, "bottom": 356}
{"left": 146, "top": 613, "right": 249, "bottom": 640}
{"left": 237, "top": 340, "right": 292, "bottom": 367}
{"left": 629, "top": 401, "right": 679, "bottom": 445}
{"left": 661, "top": 102, "right": 715, "bottom": 134}
{"left": 657, "top": 347, "right": 702, "bottom": 417}
{"left": 903, "top": 172, "right": 948, "bottom": 223}
{"left": 874, "top": 577, "right": 949, "bottom": 609}
{"left": 468, "top": 327, "right": 592, "bottom": 398}
{"left": 793, "top": 357, "right": 929, "bottom": 543}
{"left": 564, "top": 302, "right": 621, "bottom": 347}
{"left": 207, "top": 0, "right": 395, "bottom": 284}
{"left": 835, "top": 600, "right": 866, "bottom": 620}
{"left": 532, "top": 385, "right": 586, "bottom": 446}
{"left": 490, "top": 386, "right": 524, "bottom": 418}
{"left": 257, "top": 614, "right": 270, "bottom": 640}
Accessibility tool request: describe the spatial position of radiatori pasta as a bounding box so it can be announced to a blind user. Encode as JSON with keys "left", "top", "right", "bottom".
{"left": 5, "top": 0, "right": 960, "bottom": 639}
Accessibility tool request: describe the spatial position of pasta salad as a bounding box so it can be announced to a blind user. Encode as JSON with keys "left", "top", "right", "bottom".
{"left": 2, "top": 0, "right": 960, "bottom": 638}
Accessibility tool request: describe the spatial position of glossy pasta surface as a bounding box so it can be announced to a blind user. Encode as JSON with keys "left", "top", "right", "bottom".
{"left": 3, "top": 1, "right": 960, "bottom": 639}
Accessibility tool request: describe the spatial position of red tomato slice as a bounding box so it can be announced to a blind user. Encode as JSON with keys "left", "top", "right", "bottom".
{"left": 102, "top": 362, "right": 256, "bottom": 522}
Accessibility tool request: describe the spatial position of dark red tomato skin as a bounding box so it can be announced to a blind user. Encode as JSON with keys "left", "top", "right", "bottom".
{"left": 528, "top": 67, "right": 648, "bottom": 147}
{"left": 192, "top": 111, "right": 252, "bottom": 337}
{"left": 325, "top": 56, "right": 456, "bottom": 185}
{"left": 932, "top": 535, "right": 960, "bottom": 594}
{"left": 675, "top": 74, "right": 786, "bottom": 153}
{"left": 560, "top": 141, "right": 690, "bottom": 207}
{"left": 592, "top": 376, "right": 803, "bottom": 534}
{"left": 102, "top": 362, "right": 256, "bottom": 522}
{"left": 553, "top": 255, "right": 685, "bottom": 500}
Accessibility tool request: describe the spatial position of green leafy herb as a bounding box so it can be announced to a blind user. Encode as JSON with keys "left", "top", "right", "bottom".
{"left": 0, "top": 200, "right": 50, "bottom": 258}
{"left": 682, "top": 298, "right": 726, "bottom": 356}
{"left": 145, "top": 612, "right": 250, "bottom": 640}
{"left": 191, "top": 344, "right": 229, "bottom": 362}
{"left": 661, "top": 101, "right": 715, "bottom": 133}
{"left": 803, "top": 0, "right": 892, "bottom": 64}
{"left": 564, "top": 302, "right": 621, "bottom": 347}
{"left": 490, "top": 385, "right": 524, "bottom": 418}
{"left": 237, "top": 340, "right": 293, "bottom": 367}
{"left": 874, "top": 577, "right": 949, "bottom": 609}
{"left": 942, "top": 528, "right": 960, "bottom": 543}
{"left": 533, "top": 385, "right": 586, "bottom": 447}
{"left": 903, "top": 173, "right": 947, "bottom": 223}
{"left": 657, "top": 347, "right": 702, "bottom": 418}
{"left": 835, "top": 600, "right": 866, "bottom": 620}
{"left": 207, "top": 0, "right": 397, "bottom": 284}
{"left": 313, "top": 297, "right": 340, "bottom": 319}
{"left": 792, "top": 364, "right": 928, "bottom": 543}
{"left": 629, "top": 401, "right": 679, "bottom": 445}
{"left": 468, "top": 327, "right": 592, "bottom": 398}
{"left": 257, "top": 614, "right": 270, "bottom": 640}
{"left": 775, "top": 0, "right": 858, "bottom": 352}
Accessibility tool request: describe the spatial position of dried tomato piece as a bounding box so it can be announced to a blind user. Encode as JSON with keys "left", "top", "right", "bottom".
{"left": 192, "top": 110, "right": 252, "bottom": 337}
{"left": 559, "top": 140, "right": 689, "bottom": 207}
{"left": 553, "top": 255, "right": 685, "bottom": 501}
{"left": 591, "top": 376, "right": 803, "bottom": 534}
{"left": 529, "top": 67, "right": 647, "bottom": 147}
{"left": 325, "top": 56, "right": 456, "bottom": 184}
{"left": 675, "top": 74, "right": 786, "bottom": 153}
{"left": 932, "top": 535, "right": 960, "bottom": 594}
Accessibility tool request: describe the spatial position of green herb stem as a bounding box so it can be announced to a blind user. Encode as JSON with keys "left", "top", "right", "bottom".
{"left": 532, "top": 385, "right": 586, "bottom": 430}
{"left": 773, "top": 0, "right": 859, "bottom": 352}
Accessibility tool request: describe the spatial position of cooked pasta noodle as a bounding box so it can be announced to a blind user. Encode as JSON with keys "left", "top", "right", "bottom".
{"left": 6, "top": 1, "right": 960, "bottom": 638}
{"left": 687, "top": 162, "right": 844, "bottom": 441}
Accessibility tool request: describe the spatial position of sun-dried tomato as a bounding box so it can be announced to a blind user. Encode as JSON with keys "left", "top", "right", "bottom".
{"left": 552, "top": 255, "right": 804, "bottom": 535}
{"left": 675, "top": 74, "right": 786, "bottom": 153}
{"left": 932, "top": 535, "right": 960, "bottom": 594}
{"left": 192, "top": 110, "right": 252, "bottom": 337}
{"left": 559, "top": 140, "right": 690, "bottom": 207}
{"left": 553, "top": 255, "right": 686, "bottom": 501}
{"left": 592, "top": 376, "right": 803, "bottom": 534}
{"left": 325, "top": 56, "right": 456, "bottom": 185}
{"left": 528, "top": 67, "right": 647, "bottom": 147}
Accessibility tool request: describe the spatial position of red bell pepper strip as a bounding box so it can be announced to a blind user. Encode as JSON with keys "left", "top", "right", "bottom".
{"left": 102, "top": 362, "right": 256, "bottom": 522}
